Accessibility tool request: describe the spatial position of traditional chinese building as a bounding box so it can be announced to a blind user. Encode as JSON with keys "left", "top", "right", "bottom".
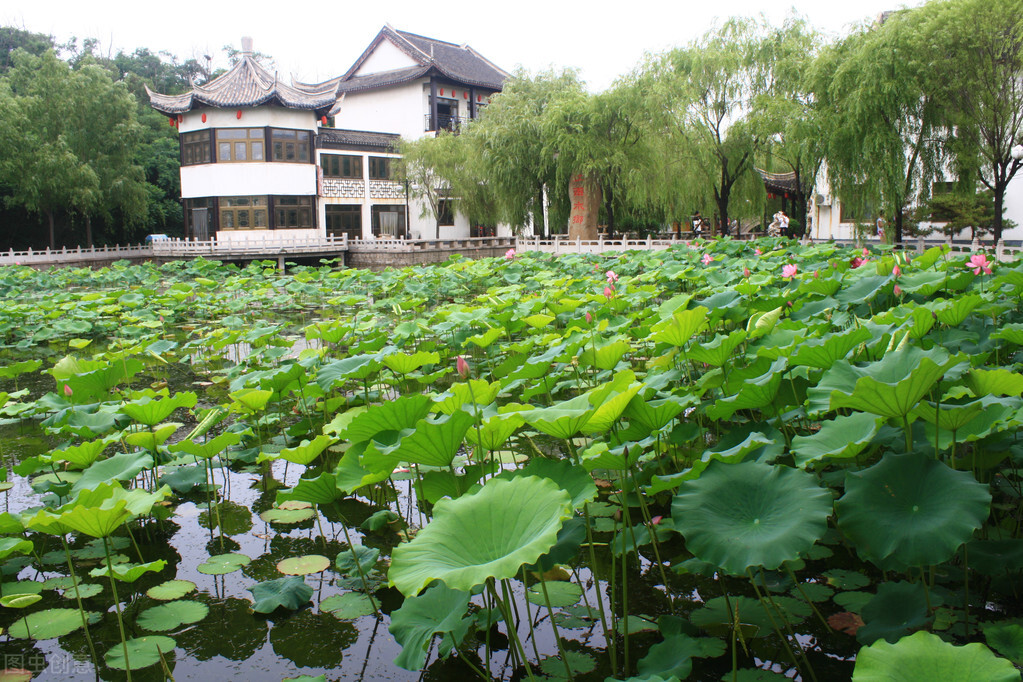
{"left": 147, "top": 27, "right": 508, "bottom": 242}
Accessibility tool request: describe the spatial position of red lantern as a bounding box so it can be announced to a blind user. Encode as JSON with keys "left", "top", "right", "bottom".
{"left": 177, "top": 114, "right": 183, "bottom": 123}
{"left": 768, "top": 192, "right": 774, "bottom": 199}
{"left": 321, "top": 115, "right": 327, "bottom": 125}
{"left": 439, "top": 88, "right": 444, "bottom": 96}
{"left": 463, "top": 91, "right": 468, "bottom": 99}
{"left": 201, "top": 113, "right": 207, "bottom": 123}
{"left": 168, "top": 117, "right": 174, "bottom": 127}
{"left": 477, "top": 94, "right": 482, "bottom": 102}
{"left": 784, "top": 193, "right": 789, "bottom": 199}
{"left": 236, "top": 110, "right": 242, "bottom": 119}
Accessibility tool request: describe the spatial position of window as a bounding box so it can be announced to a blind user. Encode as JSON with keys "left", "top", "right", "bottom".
{"left": 181, "top": 130, "right": 211, "bottom": 165}
{"left": 371, "top": 205, "right": 406, "bottom": 237}
{"left": 274, "top": 196, "right": 314, "bottom": 229}
{"left": 184, "top": 197, "right": 215, "bottom": 238}
{"left": 437, "top": 198, "right": 455, "bottom": 226}
{"left": 326, "top": 205, "right": 362, "bottom": 240}
{"left": 271, "top": 128, "right": 311, "bottom": 163}
{"left": 216, "top": 128, "right": 264, "bottom": 162}
{"left": 368, "top": 156, "right": 393, "bottom": 180}
{"left": 321, "top": 154, "right": 363, "bottom": 179}
{"left": 220, "top": 196, "right": 268, "bottom": 230}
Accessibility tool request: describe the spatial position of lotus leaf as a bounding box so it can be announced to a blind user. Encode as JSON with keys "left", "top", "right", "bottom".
{"left": 791, "top": 412, "right": 881, "bottom": 469}
{"left": 70, "top": 451, "right": 154, "bottom": 496}
{"left": 388, "top": 582, "right": 472, "bottom": 670}
{"left": 852, "top": 631, "right": 1018, "bottom": 681}
{"left": 259, "top": 507, "right": 316, "bottom": 524}
{"left": 0, "top": 593, "right": 41, "bottom": 608}
{"left": 522, "top": 393, "right": 595, "bottom": 439}
{"left": 335, "top": 545, "right": 380, "bottom": 576}
{"left": 984, "top": 623, "right": 1023, "bottom": 665}
{"left": 277, "top": 555, "right": 330, "bottom": 575}
{"left": 276, "top": 472, "right": 343, "bottom": 506}
{"left": 671, "top": 460, "right": 832, "bottom": 574}
{"left": 836, "top": 452, "right": 991, "bottom": 568}
{"left": 686, "top": 329, "right": 747, "bottom": 366}
{"left": 124, "top": 422, "right": 181, "bottom": 451}
{"left": 146, "top": 580, "right": 196, "bottom": 601}
{"left": 248, "top": 576, "right": 313, "bottom": 613}
{"left": 320, "top": 592, "right": 375, "bottom": 619}
{"left": 965, "top": 368, "right": 1023, "bottom": 397}
{"left": 278, "top": 435, "right": 336, "bottom": 466}
{"left": 539, "top": 651, "right": 596, "bottom": 678}
{"left": 138, "top": 600, "right": 209, "bottom": 631}
{"left": 120, "top": 392, "right": 197, "bottom": 426}
{"left": 169, "top": 432, "right": 241, "bottom": 460}
{"left": 494, "top": 458, "right": 596, "bottom": 509}
{"left": 389, "top": 475, "right": 572, "bottom": 596}
{"left": 525, "top": 580, "right": 582, "bottom": 608}
{"left": 104, "top": 635, "right": 177, "bottom": 671}
{"left": 90, "top": 559, "right": 166, "bottom": 583}
{"left": 197, "top": 553, "right": 251, "bottom": 575}
{"left": 337, "top": 394, "right": 432, "bottom": 444}
{"left": 61, "top": 583, "right": 102, "bottom": 599}
{"left": 650, "top": 306, "right": 709, "bottom": 346}
{"left": 0, "top": 538, "right": 33, "bottom": 560}
{"left": 857, "top": 581, "right": 931, "bottom": 644}
{"left": 316, "top": 354, "right": 384, "bottom": 390}
{"left": 637, "top": 633, "right": 722, "bottom": 680}
{"left": 57, "top": 500, "right": 131, "bottom": 538}
{"left": 8, "top": 608, "right": 99, "bottom": 639}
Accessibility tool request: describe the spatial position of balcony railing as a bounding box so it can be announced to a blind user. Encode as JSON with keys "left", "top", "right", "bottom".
{"left": 425, "top": 114, "right": 470, "bottom": 133}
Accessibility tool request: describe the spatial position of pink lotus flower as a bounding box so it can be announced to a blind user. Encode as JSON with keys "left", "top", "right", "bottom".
{"left": 456, "top": 355, "right": 470, "bottom": 379}
{"left": 894, "top": 285, "right": 903, "bottom": 297}
{"left": 650, "top": 515, "right": 663, "bottom": 526}
{"left": 782, "top": 264, "right": 798, "bottom": 278}
{"left": 63, "top": 384, "right": 73, "bottom": 397}
{"left": 968, "top": 254, "right": 992, "bottom": 275}
{"left": 504, "top": 248, "right": 516, "bottom": 260}
{"left": 755, "top": 248, "right": 762, "bottom": 256}
{"left": 862, "top": 247, "right": 869, "bottom": 257}
{"left": 892, "top": 264, "right": 901, "bottom": 278}
{"left": 743, "top": 267, "right": 751, "bottom": 278}
{"left": 850, "top": 257, "right": 866, "bottom": 269}
{"left": 813, "top": 270, "right": 820, "bottom": 279}
{"left": 606, "top": 270, "right": 618, "bottom": 284}
{"left": 604, "top": 286, "right": 614, "bottom": 299}
{"left": 585, "top": 311, "right": 593, "bottom": 324}
{"left": 701, "top": 253, "right": 713, "bottom": 265}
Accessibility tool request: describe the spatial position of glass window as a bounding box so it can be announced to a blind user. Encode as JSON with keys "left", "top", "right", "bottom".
{"left": 326, "top": 205, "right": 362, "bottom": 240}
{"left": 270, "top": 128, "right": 311, "bottom": 163}
{"left": 371, "top": 205, "right": 406, "bottom": 237}
{"left": 181, "top": 130, "right": 211, "bottom": 165}
{"left": 219, "top": 196, "right": 268, "bottom": 230}
{"left": 437, "top": 198, "right": 455, "bottom": 226}
{"left": 273, "top": 196, "right": 314, "bottom": 229}
{"left": 215, "top": 129, "right": 264, "bottom": 163}
{"left": 368, "top": 157, "right": 393, "bottom": 180}
{"left": 321, "top": 154, "right": 363, "bottom": 179}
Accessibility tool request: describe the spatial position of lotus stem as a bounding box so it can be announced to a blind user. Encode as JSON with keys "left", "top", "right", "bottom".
{"left": 336, "top": 516, "right": 379, "bottom": 616}
{"left": 537, "top": 577, "right": 574, "bottom": 681}
{"left": 60, "top": 533, "right": 99, "bottom": 671}
{"left": 747, "top": 568, "right": 815, "bottom": 682}
{"left": 487, "top": 578, "right": 535, "bottom": 682}
{"left": 520, "top": 567, "right": 542, "bottom": 663}
{"left": 103, "top": 536, "right": 133, "bottom": 682}
{"left": 782, "top": 563, "right": 831, "bottom": 631}
{"left": 627, "top": 463, "right": 671, "bottom": 592}
{"left": 582, "top": 502, "right": 615, "bottom": 672}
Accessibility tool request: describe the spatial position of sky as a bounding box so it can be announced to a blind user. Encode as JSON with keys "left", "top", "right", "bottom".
{"left": 4, "top": 0, "right": 926, "bottom": 92}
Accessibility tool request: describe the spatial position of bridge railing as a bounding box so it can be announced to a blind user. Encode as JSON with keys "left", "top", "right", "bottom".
{"left": 152, "top": 234, "right": 350, "bottom": 256}
{"left": 0, "top": 244, "right": 153, "bottom": 266}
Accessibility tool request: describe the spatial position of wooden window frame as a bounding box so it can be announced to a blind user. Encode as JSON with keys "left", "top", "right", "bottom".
{"left": 270, "top": 128, "right": 312, "bottom": 163}
{"left": 181, "top": 130, "right": 212, "bottom": 166}
{"left": 368, "top": 156, "right": 393, "bottom": 180}
{"left": 321, "top": 154, "right": 363, "bottom": 179}
{"left": 273, "top": 195, "right": 314, "bottom": 229}
{"left": 215, "top": 128, "right": 265, "bottom": 163}
{"left": 219, "top": 196, "right": 268, "bottom": 230}
{"left": 325, "top": 204, "right": 362, "bottom": 239}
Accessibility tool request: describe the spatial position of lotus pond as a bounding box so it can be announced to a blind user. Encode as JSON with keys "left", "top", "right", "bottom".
{"left": 0, "top": 240, "right": 1022, "bottom": 681}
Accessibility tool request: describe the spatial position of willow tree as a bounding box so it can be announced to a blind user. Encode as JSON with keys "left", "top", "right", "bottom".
{"left": 640, "top": 18, "right": 771, "bottom": 236}
{"left": 816, "top": 11, "right": 948, "bottom": 244}
{"left": 923, "top": 0, "right": 1023, "bottom": 244}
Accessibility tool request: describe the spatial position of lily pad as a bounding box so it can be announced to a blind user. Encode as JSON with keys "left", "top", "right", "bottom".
{"left": 138, "top": 600, "right": 209, "bottom": 631}
{"left": 525, "top": 580, "right": 583, "bottom": 608}
{"left": 852, "top": 630, "right": 1018, "bottom": 681}
{"left": 259, "top": 508, "right": 316, "bottom": 524}
{"left": 104, "top": 635, "right": 177, "bottom": 671}
{"left": 146, "top": 579, "right": 196, "bottom": 601}
{"left": 197, "top": 553, "right": 251, "bottom": 575}
{"left": 277, "top": 555, "right": 331, "bottom": 576}
{"left": 320, "top": 592, "right": 375, "bottom": 619}
{"left": 248, "top": 576, "right": 313, "bottom": 613}
{"left": 8, "top": 608, "right": 99, "bottom": 639}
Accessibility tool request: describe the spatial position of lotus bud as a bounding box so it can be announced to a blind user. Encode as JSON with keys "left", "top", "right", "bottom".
{"left": 585, "top": 311, "right": 593, "bottom": 324}
{"left": 456, "top": 355, "right": 470, "bottom": 379}
{"left": 63, "top": 384, "right": 73, "bottom": 397}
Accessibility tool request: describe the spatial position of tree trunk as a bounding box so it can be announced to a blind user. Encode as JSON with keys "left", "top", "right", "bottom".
{"left": 993, "top": 185, "right": 1005, "bottom": 245}
{"left": 85, "top": 214, "right": 93, "bottom": 248}
{"left": 894, "top": 209, "right": 904, "bottom": 247}
{"left": 46, "top": 210, "right": 55, "bottom": 250}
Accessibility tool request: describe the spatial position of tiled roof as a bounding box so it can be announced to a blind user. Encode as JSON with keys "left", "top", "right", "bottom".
{"left": 147, "top": 54, "right": 338, "bottom": 115}
{"left": 316, "top": 128, "right": 400, "bottom": 151}
{"left": 756, "top": 168, "right": 802, "bottom": 194}
{"left": 341, "top": 26, "right": 507, "bottom": 92}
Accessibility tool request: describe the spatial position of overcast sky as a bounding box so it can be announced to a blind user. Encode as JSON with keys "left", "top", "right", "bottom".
{"left": 5, "top": 0, "right": 925, "bottom": 91}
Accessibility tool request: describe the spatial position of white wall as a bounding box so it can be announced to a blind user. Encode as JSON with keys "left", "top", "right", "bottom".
{"left": 179, "top": 106, "right": 316, "bottom": 133}
{"left": 181, "top": 164, "right": 316, "bottom": 199}
{"left": 334, "top": 81, "right": 429, "bottom": 140}
{"left": 354, "top": 41, "right": 420, "bottom": 76}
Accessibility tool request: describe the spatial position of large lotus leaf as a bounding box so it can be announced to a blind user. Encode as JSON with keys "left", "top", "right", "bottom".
{"left": 933, "top": 294, "right": 983, "bottom": 327}
{"left": 522, "top": 393, "right": 595, "bottom": 439}
{"left": 71, "top": 481, "right": 171, "bottom": 518}
{"left": 464, "top": 404, "right": 529, "bottom": 451}
{"left": 277, "top": 555, "right": 330, "bottom": 576}
{"left": 90, "top": 559, "right": 166, "bottom": 583}
{"left": 493, "top": 458, "right": 596, "bottom": 509}
{"left": 334, "top": 445, "right": 392, "bottom": 493}
{"left": 671, "top": 460, "right": 832, "bottom": 575}
{"left": 248, "top": 576, "right": 314, "bottom": 613}
{"left": 852, "top": 631, "right": 1019, "bottom": 682}
{"left": 278, "top": 435, "right": 336, "bottom": 466}
{"left": 169, "top": 432, "right": 241, "bottom": 460}
{"left": 965, "top": 368, "right": 1023, "bottom": 397}
{"left": 637, "top": 633, "right": 721, "bottom": 680}
{"left": 791, "top": 412, "right": 882, "bottom": 469}
{"left": 650, "top": 306, "right": 709, "bottom": 346}
{"left": 622, "top": 394, "right": 693, "bottom": 433}
{"left": 196, "top": 553, "right": 251, "bottom": 575}
{"left": 910, "top": 399, "right": 984, "bottom": 431}
{"left": 382, "top": 349, "right": 440, "bottom": 375}
{"left": 525, "top": 580, "right": 582, "bottom": 608}
{"left": 146, "top": 580, "right": 196, "bottom": 601}
{"left": 836, "top": 452, "right": 991, "bottom": 568}
{"left": 992, "top": 323, "right": 1023, "bottom": 346}
{"left": 648, "top": 431, "right": 775, "bottom": 494}
{"left": 57, "top": 500, "right": 131, "bottom": 538}
{"left": 320, "top": 592, "right": 375, "bottom": 619}
{"left": 0, "top": 537, "right": 33, "bottom": 560}
{"left": 335, "top": 544, "right": 380, "bottom": 576}
{"left": 337, "top": 394, "right": 432, "bottom": 444}
{"left": 382, "top": 411, "right": 474, "bottom": 468}
{"left": 104, "top": 635, "right": 177, "bottom": 671}
{"left": 124, "top": 422, "right": 181, "bottom": 451}
{"left": 579, "top": 339, "right": 632, "bottom": 370}
{"left": 984, "top": 623, "right": 1023, "bottom": 665}
{"left": 276, "top": 472, "right": 343, "bottom": 506}
{"left": 49, "top": 439, "right": 108, "bottom": 469}
{"left": 582, "top": 373, "right": 644, "bottom": 433}
{"left": 228, "top": 388, "right": 273, "bottom": 413}
{"left": 707, "top": 356, "right": 787, "bottom": 420}
{"left": 857, "top": 581, "right": 931, "bottom": 645}
{"left": 789, "top": 326, "right": 872, "bottom": 370}
{"left": 55, "top": 357, "right": 144, "bottom": 403}
{"left": 70, "top": 451, "right": 154, "bottom": 496}
{"left": 316, "top": 354, "right": 383, "bottom": 390}
{"left": 388, "top": 582, "right": 472, "bottom": 670}
{"left": 434, "top": 380, "right": 502, "bottom": 414}
{"left": 686, "top": 330, "right": 747, "bottom": 367}
{"left": 389, "top": 475, "right": 572, "bottom": 596}
{"left": 835, "top": 274, "right": 890, "bottom": 305}
{"left": 824, "top": 347, "right": 967, "bottom": 419}
{"left": 8, "top": 607, "right": 100, "bottom": 639}
{"left": 120, "top": 392, "right": 197, "bottom": 426}
{"left": 137, "top": 600, "right": 209, "bottom": 631}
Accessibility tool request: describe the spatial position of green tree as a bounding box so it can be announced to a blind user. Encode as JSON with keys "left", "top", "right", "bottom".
{"left": 816, "top": 11, "right": 948, "bottom": 245}
{"left": 923, "top": 0, "right": 1023, "bottom": 244}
